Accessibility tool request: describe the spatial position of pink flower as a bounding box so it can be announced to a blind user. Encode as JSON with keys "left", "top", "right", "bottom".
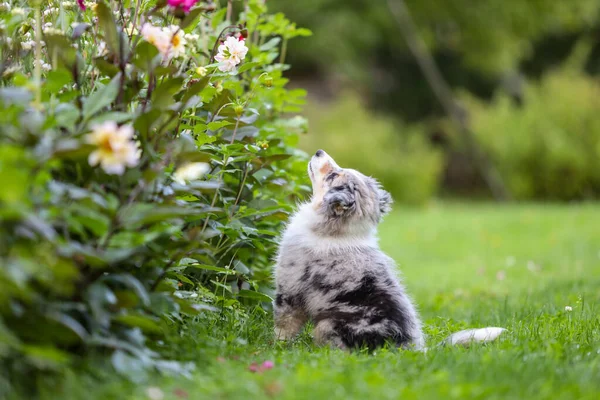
{"left": 261, "top": 360, "right": 274, "bottom": 370}
{"left": 77, "top": 0, "right": 86, "bottom": 10}
{"left": 248, "top": 360, "right": 275, "bottom": 373}
{"left": 168, "top": 0, "right": 199, "bottom": 13}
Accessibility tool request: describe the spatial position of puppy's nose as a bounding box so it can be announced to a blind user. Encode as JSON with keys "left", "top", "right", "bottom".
{"left": 315, "top": 149, "right": 324, "bottom": 157}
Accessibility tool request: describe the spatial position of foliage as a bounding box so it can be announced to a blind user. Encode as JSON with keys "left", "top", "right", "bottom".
{"left": 461, "top": 66, "right": 600, "bottom": 200}
{"left": 0, "top": 0, "right": 310, "bottom": 390}
{"left": 300, "top": 92, "right": 443, "bottom": 205}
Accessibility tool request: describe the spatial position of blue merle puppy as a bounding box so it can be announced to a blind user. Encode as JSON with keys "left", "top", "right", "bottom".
{"left": 273, "top": 149, "right": 425, "bottom": 350}
{"left": 273, "top": 150, "right": 505, "bottom": 351}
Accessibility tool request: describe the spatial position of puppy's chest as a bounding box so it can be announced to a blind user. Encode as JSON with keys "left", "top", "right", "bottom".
{"left": 278, "top": 252, "right": 368, "bottom": 288}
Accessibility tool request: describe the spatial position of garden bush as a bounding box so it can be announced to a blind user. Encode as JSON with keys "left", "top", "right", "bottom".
{"left": 461, "top": 66, "right": 600, "bottom": 200}
{"left": 0, "top": 0, "right": 310, "bottom": 392}
{"left": 300, "top": 92, "right": 443, "bottom": 205}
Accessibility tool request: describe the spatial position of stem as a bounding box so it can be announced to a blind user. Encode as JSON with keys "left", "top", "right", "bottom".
{"left": 209, "top": 25, "right": 239, "bottom": 63}
{"left": 128, "top": 0, "right": 142, "bottom": 47}
{"left": 280, "top": 38, "right": 288, "bottom": 65}
{"left": 232, "top": 162, "right": 249, "bottom": 209}
{"left": 33, "top": 2, "right": 42, "bottom": 107}
{"left": 226, "top": 0, "right": 233, "bottom": 23}
{"left": 229, "top": 117, "right": 241, "bottom": 144}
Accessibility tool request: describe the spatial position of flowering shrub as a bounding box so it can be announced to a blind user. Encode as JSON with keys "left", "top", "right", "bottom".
{"left": 0, "top": 0, "right": 310, "bottom": 389}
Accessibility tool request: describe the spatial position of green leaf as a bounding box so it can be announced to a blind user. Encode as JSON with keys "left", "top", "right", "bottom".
{"left": 180, "top": 7, "right": 204, "bottom": 31}
{"left": 292, "top": 28, "right": 312, "bottom": 37}
{"left": 152, "top": 77, "right": 184, "bottom": 109}
{"left": 23, "top": 345, "right": 72, "bottom": 370}
{"left": 132, "top": 41, "right": 160, "bottom": 73}
{"left": 114, "top": 314, "right": 163, "bottom": 334}
{"left": 119, "top": 204, "right": 211, "bottom": 227}
{"left": 88, "top": 112, "right": 133, "bottom": 125}
{"left": 102, "top": 274, "right": 151, "bottom": 307}
{"left": 211, "top": 8, "right": 227, "bottom": 30}
{"left": 167, "top": 272, "right": 195, "bottom": 286}
{"left": 45, "top": 34, "right": 77, "bottom": 69}
{"left": 207, "top": 120, "right": 232, "bottom": 131}
{"left": 111, "top": 350, "right": 148, "bottom": 383}
{"left": 182, "top": 77, "right": 210, "bottom": 104}
{"left": 237, "top": 290, "right": 273, "bottom": 303}
{"left": 94, "top": 57, "right": 121, "bottom": 77}
{"left": 46, "top": 312, "right": 89, "bottom": 342}
{"left": 54, "top": 103, "right": 80, "bottom": 131}
{"left": 96, "top": 2, "right": 120, "bottom": 56}
{"left": 45, "top": 68, "right": 73, "bottom": 93}
{"left": 259, "top": 37, "right": 281, "bottom": 51}
{"left": 196, "top": 133, "right": 217, "bottom": 146}
{"left": 82, "top": 73, "right": 121, "bottom": 120}
{"left": 0, "top": 87, "right": 32, "bottom": 106}
{"left": 187, "top": 264, "right": 236, "bottom": 274}
{"left": 237, "top": 61, "right": 260, "bottom": 74}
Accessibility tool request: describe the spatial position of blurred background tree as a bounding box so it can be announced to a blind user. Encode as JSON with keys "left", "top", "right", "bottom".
{"left": 270, "top": 0, "right": 600, "bottom": 203}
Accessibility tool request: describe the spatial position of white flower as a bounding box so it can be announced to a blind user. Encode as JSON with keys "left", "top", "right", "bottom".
{"left": 141, "top": 24, "right": 187, "bottom": 61}
{"left": 96, "top": 41, "right": 107, "bottom": 56}
{"left": 163, "top": 25, "right": 186, "bottom": 59}
{"left": 184, "top": 33, "right": 199, "bottom": 42}
{"left": 215, "top": 36, "right": 248, "bottom": 73}
{"left": 565, "top": 306, "right": 573, "bottom": 312}
{"left": 172, "top": 162, "right": 210, "bottom": 185}
{"left": 34, "top": 59, "right": 52, "bottom": 71}
{"left": 141, "top": 23, "right": 170, "bottom": 57}
{"left": 21, "top": 40, "right": 36, "bottom": 50}
{"left": 43, "top": 8, "right": 58, "bottom": 17}
{"left": 124, "top": 23, "right": 139, "bottom": 36}
{"left": 145, "top": 387, "right": 164, "bottom": 400}
{"left": 44, "top": 27, "right": 63, "bottom": 35}
{"left": 85, "top": 121, "right": 140, "bottom": 175}
{"left": 11, "top": 7, "right": 26, "bottom": 16}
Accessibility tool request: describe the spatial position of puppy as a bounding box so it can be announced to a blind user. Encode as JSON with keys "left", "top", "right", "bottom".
{"left": 273, "top": 150, "right": 504, "bottom": 350}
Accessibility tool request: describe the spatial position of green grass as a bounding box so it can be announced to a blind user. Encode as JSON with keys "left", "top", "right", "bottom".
{"left": 41, "top": 203, "right": 600, "bottom": 400}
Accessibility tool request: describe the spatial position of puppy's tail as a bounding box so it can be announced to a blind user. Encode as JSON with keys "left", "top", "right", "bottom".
{"left": 440, "top": 327, "right": 506, "bottom": 347}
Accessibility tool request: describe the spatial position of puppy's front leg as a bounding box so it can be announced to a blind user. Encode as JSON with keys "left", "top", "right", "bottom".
{"left": 273, "top": 299, "right": 307, "bottom": 341}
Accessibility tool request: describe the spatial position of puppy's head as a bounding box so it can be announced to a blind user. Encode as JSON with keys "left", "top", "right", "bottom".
{"left": 308, "top": 150, "right": 392, "bottom": 234}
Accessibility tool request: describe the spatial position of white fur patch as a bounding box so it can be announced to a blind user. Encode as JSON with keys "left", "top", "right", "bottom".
{"left": 280, "top": 203, "right": 379, "bottom": 255}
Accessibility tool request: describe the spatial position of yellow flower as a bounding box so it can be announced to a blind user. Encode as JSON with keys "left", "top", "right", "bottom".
{"left": 86, "top": 121, "right": 140, "bottom": 175}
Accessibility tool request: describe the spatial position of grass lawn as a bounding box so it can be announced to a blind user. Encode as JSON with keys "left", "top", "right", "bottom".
{"left": 41, "top": 203, "right": 600, "bottom": 400}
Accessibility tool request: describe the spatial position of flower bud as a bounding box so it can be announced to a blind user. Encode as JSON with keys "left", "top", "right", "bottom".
{"left": 263, "top": 75, "right": 273, "bottom": 87}
{"left": 233, "top": 104, "right": 244, "bottom": 116}
{"left": 195, "top": 66, "right": 207, "bottom": 77}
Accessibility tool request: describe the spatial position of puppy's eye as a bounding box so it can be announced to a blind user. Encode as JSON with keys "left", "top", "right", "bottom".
{"left": 326, "top": 172, "right": 338, "bottom": 182}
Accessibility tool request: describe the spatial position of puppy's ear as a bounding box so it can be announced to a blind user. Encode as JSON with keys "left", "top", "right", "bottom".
{"left": 378, "top": 189, "right": 393, "bottom": 215}
{"left": 324, "top": 190, "right": 355, "bottom": 218}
